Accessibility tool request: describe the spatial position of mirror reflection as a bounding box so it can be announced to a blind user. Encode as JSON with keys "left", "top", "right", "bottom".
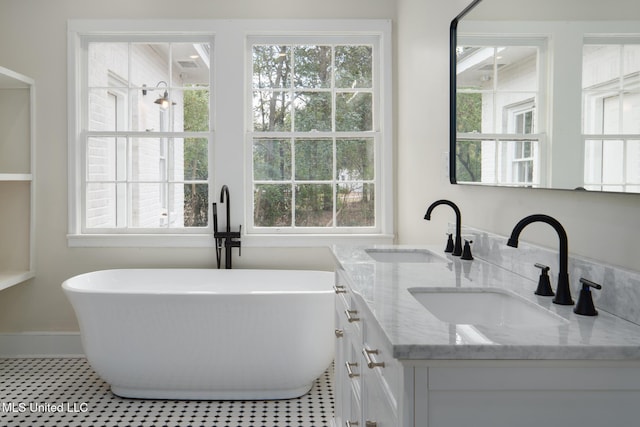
{"left": 451, "top": 0, "right": 640, "bottom": 193}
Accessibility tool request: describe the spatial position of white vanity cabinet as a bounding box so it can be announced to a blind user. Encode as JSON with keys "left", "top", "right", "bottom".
{"left": 334, "top": 268, "right": 410, "bottom": 427}
{"left": 333, "top": 266, "right": 640, "bottom": 427}
{"left": 0, "top": 66, "right": 35, "bottom": 290}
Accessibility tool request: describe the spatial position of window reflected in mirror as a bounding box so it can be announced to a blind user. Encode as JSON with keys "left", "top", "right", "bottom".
{"left": 456, "top": 39, "right": 545, "bottom": 187}
{"left": 582, "top": 41, "right": 640, "bottom": 192}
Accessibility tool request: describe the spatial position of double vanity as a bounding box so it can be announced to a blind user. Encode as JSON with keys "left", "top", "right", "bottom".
{"left": 331, "top": 242, "right": 640, "bottom": 427}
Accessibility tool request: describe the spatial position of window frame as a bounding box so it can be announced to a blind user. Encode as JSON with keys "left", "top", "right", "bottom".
{"left": 70, "top": 30, "right": 214, "bottom": 242}
{"left": 67, "top": 19, "right": 393, "bottom": 248}
{"left": 245, "top": 35, "right": 383, "bottom": 236}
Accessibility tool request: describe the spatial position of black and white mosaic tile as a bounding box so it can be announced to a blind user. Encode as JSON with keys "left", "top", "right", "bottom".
{"left": 0, "top": 358, "right": 334, "bottom": 427}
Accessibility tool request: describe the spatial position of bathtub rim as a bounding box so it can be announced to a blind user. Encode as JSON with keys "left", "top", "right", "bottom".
{"left": 62, "top": 268, "right": 335, "bottom": 295}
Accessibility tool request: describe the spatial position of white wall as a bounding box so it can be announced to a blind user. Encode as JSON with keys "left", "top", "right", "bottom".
{"left": 1, "top": 0, "right": 639, "bottom": 334}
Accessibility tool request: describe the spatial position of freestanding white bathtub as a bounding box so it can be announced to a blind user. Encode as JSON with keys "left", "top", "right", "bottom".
{"left": 62, "top": 268, "right": 335, "bottom": 400}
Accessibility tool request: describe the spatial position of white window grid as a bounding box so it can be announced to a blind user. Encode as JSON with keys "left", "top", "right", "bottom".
{"left": 582, "top": 38, "right": 640, "bottom": 192}
{"left": 246, "top": 36, "right": 383, "bottom": 235}
{"left": 79, "top": 35, "right": 213, "bottom": 234}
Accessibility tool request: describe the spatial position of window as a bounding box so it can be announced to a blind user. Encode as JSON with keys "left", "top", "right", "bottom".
{"left": 582, "top": 40, "right": 640, "bottom": 192}
{"left": 456, "top": 37, "right": 547, "bottom": 186}
{"left": 80, "top": 38, "right": 211, "bottom": 233}
{"left": 248, "top": 40, "right": 378, "bottom": 233}
{"left": 68, "top": 20, "right": 392, "bottom": 247}
{"left": 504, "top": 102, "right": 536, "bottom": 185}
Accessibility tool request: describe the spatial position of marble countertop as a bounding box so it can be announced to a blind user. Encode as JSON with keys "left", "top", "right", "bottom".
{"left": 331, "top": 244, "right": 640, "bottom": 360}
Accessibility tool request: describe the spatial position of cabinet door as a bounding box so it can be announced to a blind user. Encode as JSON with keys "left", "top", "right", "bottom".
{"left": 345, "top": 386, "right": 362, "bottom": 427}
{"left": 362, "top": 365, "right": 397, "bottom": 427}
{"left": 421, "top": 366, "right": 640, "bottom": 427}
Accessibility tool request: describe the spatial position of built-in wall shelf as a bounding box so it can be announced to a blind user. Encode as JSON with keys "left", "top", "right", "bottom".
{"left": 0, "top": 271, "right": 35, "bottom": 292}
{"left": 0, "top": 66, "right": 35, "bottom": 291}
{"left": 0, "top": 173, "right": 33, "bottom": 181}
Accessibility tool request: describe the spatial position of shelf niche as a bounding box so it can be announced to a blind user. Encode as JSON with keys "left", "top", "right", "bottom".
{"left": 0, "top": 66, "right": 35, "bottom": 291}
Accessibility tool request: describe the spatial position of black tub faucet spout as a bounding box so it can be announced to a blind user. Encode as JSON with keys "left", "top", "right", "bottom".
{"left": 507, "top": 214, "right": 574, "bottom": 305}
{"left": 424, "top": 199, "right": 463, "bottom": 256}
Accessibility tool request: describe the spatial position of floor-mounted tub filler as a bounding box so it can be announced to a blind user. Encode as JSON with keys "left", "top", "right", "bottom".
{"left": 62, "top": 269, "right": 335, "bottom": 400}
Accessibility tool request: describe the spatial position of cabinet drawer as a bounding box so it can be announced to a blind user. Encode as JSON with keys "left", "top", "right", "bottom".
{"left": 363, "top": 322, "right": 401, "bottom": 408}
{"left": 343, "top": 338, "right": 362, "bottom": 399}
{"left": 335, "top": 288, "right": 364, "bottom": 340}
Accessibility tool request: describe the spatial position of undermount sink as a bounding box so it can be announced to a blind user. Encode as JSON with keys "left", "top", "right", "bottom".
{"left": 409, "top": 287, "right": 566, "bottom": 327}
{"left": 365, "top": 248, "right": 446, "bottom": 263}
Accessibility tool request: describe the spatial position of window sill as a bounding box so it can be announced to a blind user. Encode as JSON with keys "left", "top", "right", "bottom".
{"left": 67, "top": 233, "right": 395, "bottom": 248}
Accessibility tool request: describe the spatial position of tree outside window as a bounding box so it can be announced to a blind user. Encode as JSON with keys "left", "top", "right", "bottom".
{"left": 251, "top": 43, "right": 377, "bottom": 230}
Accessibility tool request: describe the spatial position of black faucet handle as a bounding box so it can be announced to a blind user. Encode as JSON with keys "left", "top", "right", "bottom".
{"left": 461, "top": 239, "right": 473, "bottom": 261}
{"left": 444, "top": 233, "right": 454, "bottom": 253}
{"left": 579, "top": 277, "right": 602, "bottom": 290}
{"left": 533, "top": 263, "right": 554, "bottom": 296}
{"left": 574, "top": 278, "right": 602, "bottom": 316}
{"left": 534, "top": 263, "right": 549, "bottom": 272}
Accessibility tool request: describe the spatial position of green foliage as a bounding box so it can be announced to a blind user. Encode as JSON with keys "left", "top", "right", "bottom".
{"left": 294, "top": 92, "right": 332, "bottom": 131}
{"left": 295, "top": 184, "right": 333, "bottom": 226}
{"left": 294, "top": 45, "right": 331, "bottom": 88}
{"left": 254, "top": 184, "right": 292, "bottom": 227}
{"left": 253, "top": 139, "right": 291, "bottom": 180}
{"left": 456, "top": 92, "right": 482, "bottom": 182}
{"left": 336, "top": 93, "right": 372, "bottom": 131}
{"left": 252, "top": 45, "right": 291, "bottom": 132}
{"left": 335, "top": 46, "right": 372, "bottom": 88}
{"left": 456, "top": 140, "right": 482, "bottom": 182}
{"left": 295, "top": 139, "right": 332, "bottom": 180}
{"left": 183, "top": 89, "right": 209, "bottom": 226}
{"left": 251, "top": 44, "right": 376, "bottom": 228}
{"left": 456, "top": 92, "right": 481, "bottom": 133}
{"left": 337, "top": 139, "right": 374, "bottom": 180}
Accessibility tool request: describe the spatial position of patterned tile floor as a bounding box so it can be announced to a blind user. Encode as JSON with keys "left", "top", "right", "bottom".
{"left": 0, "top": 358, "right": 334, "bottom": 427}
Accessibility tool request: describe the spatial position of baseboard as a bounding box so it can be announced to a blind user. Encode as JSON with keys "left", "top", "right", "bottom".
{"left": 0, "top": 332, "right": 84, "bottom": 357}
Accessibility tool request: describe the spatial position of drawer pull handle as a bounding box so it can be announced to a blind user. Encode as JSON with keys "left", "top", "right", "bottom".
{"left": 346, "top": 421, "right": 359, "bottom": 427}
{"left": 333, "top": 285, "right": 347, "bottom": 294}
{"left": 345, "top": 309, "right": 360, "bottom": 323}
{"left": 362, "top": 348, "right": 385, "bottom": 369}
{"left": 365, "top": 422, "right": 378, "bottom": 427}
{"left": 345, "top": 361, "right": 359, "bottom": 378}
{"left": 335, "top": 329, "right": 344, "bottom": 338}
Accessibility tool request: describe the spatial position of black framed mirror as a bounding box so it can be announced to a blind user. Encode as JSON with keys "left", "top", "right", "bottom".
{"left": 450, "top": 0, "right": 640, "bottom": 193}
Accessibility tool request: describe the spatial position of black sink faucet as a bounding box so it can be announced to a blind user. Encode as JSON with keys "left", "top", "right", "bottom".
{"left": 213, "top": 185, "right": 241, "bottom": 269}
{"left": 507, "top": 214, "right": 574, "bottom": 305}
{"left": 424, "top": 200, "right": 463, "bottom": 256}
